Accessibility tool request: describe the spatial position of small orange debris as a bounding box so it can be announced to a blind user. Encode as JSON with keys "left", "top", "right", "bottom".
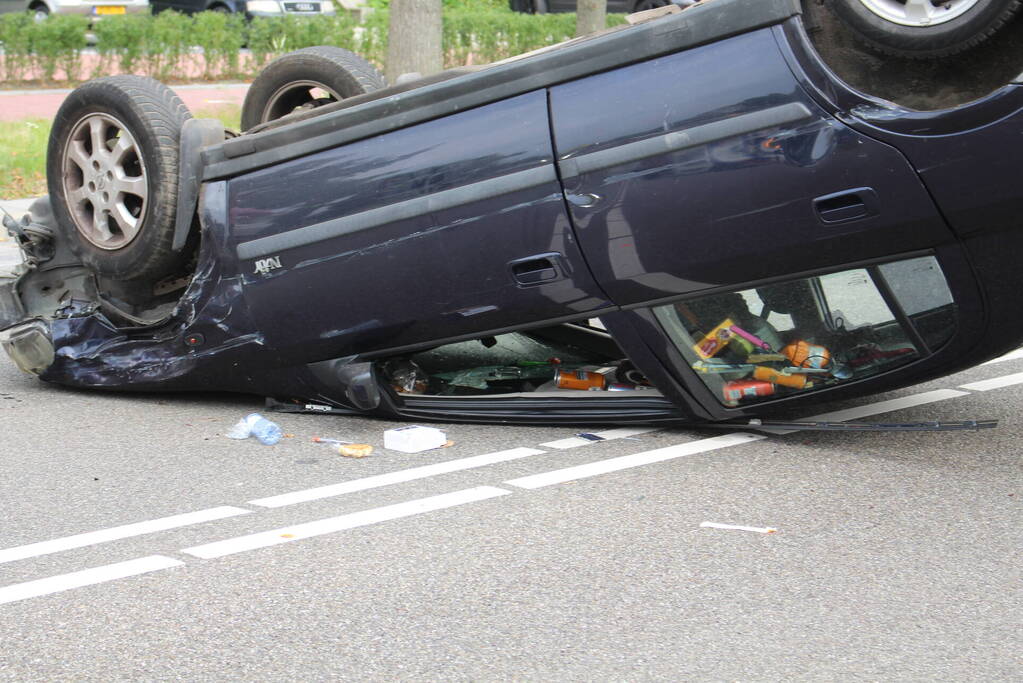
{"left": 338, "top": 444, "right": 373, "bottom": 458}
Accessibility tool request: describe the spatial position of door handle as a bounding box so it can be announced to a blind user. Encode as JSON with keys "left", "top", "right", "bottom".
{"left": 509, "top": 253, "right": 565, "bottom": 286}
{"left": 814, "top": 187, "right": 879, "bottom": 224}
{"left": 566, "top": 192, "right": 600, "bottom": 208}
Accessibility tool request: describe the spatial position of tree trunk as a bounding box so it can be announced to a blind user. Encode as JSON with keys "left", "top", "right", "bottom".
{"left": 576, "top": 0, "right": 607, "bottom": 37}
{"left": 386, "top": 0, "right": 443, "bottom": 85}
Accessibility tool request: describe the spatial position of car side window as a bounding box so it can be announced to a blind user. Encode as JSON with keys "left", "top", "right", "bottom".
{"left": 653, "top": 256, "right": 955, "bottom": 408}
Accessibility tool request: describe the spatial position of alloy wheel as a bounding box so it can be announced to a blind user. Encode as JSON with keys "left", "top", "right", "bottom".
{"left": 856, "top": 0, "right": 981, "bottom": 27}
{"left": 61, "top": 113, "right": 148, "bottom": 251}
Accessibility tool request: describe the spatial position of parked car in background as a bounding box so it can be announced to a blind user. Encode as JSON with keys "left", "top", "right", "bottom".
{"left": 149, "top": 0, "right": 334, "bottom": 17}
{"left": 509, "top": 0, "right": 675, "bottom": 14}
{"left": 513, "top": 0, "right": 1023, "bottom": 59}
{"left": 0, "top": 0, "right": 148, "bottom": 21}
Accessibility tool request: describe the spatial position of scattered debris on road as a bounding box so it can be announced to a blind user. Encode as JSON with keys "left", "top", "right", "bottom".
{"left": 700, "top": 521, "right": 777, "bottom": 534}
{"left": 384, "top": 426, "right": 448, "bottom": 453}
{"left": 225, "top": 413, "right": 283, "bottom": 445}
{"left": 337, "top": 444, "right": 373, "bottom": 458}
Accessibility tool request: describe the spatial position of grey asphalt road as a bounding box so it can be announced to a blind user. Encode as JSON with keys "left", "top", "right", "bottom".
{"left": 0, "top": 343, "right": 1019, "bottom": 680}
{"left": 1, "top": 17, "right": 1022, "bottom": 677}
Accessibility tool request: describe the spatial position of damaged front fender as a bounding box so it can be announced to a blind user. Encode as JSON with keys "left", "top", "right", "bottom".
{"left": 0, "top": 193, "right": 381, "bottom": 416}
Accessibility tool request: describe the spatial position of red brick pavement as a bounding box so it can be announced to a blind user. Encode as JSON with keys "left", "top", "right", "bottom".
{"left": 0, "top": 83, "right": 249, "bottom": 122}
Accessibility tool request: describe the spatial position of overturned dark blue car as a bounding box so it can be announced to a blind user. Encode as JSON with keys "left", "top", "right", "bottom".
{"left": 1, "top": 0, "right": 1021, "bottom": 426}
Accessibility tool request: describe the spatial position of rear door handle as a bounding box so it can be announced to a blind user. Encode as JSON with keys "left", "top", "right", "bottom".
{"left": 814, "top": 187, "right": 879, "bottom": 224}
{"left": 509, "top": 253, "right": 566, "bottom": 286}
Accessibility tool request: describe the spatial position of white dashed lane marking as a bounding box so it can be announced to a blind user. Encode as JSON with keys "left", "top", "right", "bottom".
{"left": 249, "top": 447, "right": 545, "bottom": 508}
{"left": 983, "top": 348, "right": 1023, "bottom": 365}
{"left": 0, "top": 556, "right": 183, "bottom": 605}
{"left": 0, "top": 507, "right": 251, "bottom": 565}
{"left": 959, "top": 371, "right": 1023, "bottom": 392}
{"left": 760, "top": 389, "right": 968, "bottom": 435}
{"left": 3, "top": 361, "right": 1022, "bottom": 606}
{"left": 540, "top": 427, "right": 659, "bottom": 450}
{"left": 505, "top": 433, "right": 765, "bottom": 489}
{"left": 184, "top": 487, "right": 511, "bottom": 559}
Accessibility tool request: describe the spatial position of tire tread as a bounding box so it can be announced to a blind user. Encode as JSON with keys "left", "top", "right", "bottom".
{"left": 829, "top": 0, "right": 1023, "bottom": 58}
{"left": 46, "top": 75, "right": 193, "bottom": 282}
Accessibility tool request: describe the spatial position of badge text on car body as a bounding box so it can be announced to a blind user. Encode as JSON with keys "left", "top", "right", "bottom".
{"left": 253, "top": 256, "right": 283, "bottom": 275}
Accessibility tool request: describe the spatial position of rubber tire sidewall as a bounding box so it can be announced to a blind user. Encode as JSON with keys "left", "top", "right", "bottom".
{"left": 46, "top": 77, "right": 190, "bottom": 283}
{"left": 632, "top": 0, "right": 669, "bottom": 12}
{"left": 830, "top": 0, "right": 1022, "bottom": 56}
{"left": 241, "top": 47, "right": 386, "bottom": 130}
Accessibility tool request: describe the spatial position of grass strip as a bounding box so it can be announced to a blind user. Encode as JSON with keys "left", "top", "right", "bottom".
{"left": 0, "top": 105, "right": 241, "bottom": 201}
{"left": 0, "top": 119, "right": 49, "bottom": 200}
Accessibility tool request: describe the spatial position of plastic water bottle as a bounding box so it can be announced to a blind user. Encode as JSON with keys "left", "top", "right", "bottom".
{"left": 245, "top": 412, "right": 283, "bottom": 445}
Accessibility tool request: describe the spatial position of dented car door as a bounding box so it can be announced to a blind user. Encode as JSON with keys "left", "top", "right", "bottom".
{"left": 227, "top": 91, "right": 612, "bottom": 365}
{"left": 548, "top": 26, "right": 964, "bottom": 414}
{"left": 549, "top": 28, "right": 954, "bottom": 306}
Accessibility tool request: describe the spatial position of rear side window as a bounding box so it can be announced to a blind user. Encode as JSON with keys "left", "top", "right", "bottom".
{"left": 653, "top": 257, "right": 955, "bottom": 407}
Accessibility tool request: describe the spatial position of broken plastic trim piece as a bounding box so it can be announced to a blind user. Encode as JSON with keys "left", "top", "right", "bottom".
{"left": 728, "top": 419, "right": 998, "bottom": 432}
{"left": 3, "top": 204, "right": 55, "bottom": 269}
{"left": 173, "top": 118, "right": 226, "bottom": 252}
{"left": 265, "top": 398, "right": 361, "bottom": 415}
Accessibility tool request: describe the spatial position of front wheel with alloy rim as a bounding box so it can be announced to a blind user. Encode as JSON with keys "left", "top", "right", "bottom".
{"left": 47, "top": 76, "right": 192, "bottom": 282}
{"left": 829, "top": 0, "right": 1022, "bottom": 57}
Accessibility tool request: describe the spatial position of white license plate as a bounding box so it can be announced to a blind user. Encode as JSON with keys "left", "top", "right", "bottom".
{"left": 294, "top": 3, "right": 316, "bottom": 10}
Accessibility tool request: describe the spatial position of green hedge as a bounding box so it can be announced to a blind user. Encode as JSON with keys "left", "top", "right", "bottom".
{"left": 0, "top": 13, "right": 91, "bottom": 82}
{"left": 0, "top": 9, "right": 626, "bottom": 85}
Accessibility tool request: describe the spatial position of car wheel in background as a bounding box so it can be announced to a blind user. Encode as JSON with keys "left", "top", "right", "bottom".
{"left": 508, "top": 0, "right": 536, "bottom": 11}
{"left": 632, "top": 0, "right": 670, "bottom": 12}
{"left": 47, "top": 76, "right": 192, "bottom": 282}
{"left": 240, "top": 46, "right": 387, "bottom": 130}
{"left": 30, "top": 3, "right": 49, "bottom": 22}
{"left": 829, "top": 0, "right": 1022, "bottom": 57}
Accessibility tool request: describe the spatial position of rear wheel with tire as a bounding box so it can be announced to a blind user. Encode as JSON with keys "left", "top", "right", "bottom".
{"left": 30, "top": 3, "right": 49, "bottom": 22}
{"left": 632, "top": 0, "right": 670, "bottom": 11}
{"left": 47, "top": 75, "right": 192, "bottom": 283}
{"left": 829, "top": 0, "right": 1022, "bottom": 57}
{"left": 240, "top": 46, "right": 387, "bottom": 131}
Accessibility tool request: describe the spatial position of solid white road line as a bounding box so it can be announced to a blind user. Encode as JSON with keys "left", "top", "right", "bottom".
{"left": 504, "top": 433, "right": 764, "bottom": 490}
{"left": 0, "top": 506, "right": 251, "bottom": 565}
{"left": 249, "top": 447, "right": 544, "bottom": 508}
{"left": 185, "top": 486, "right": 511, "bottom": 559}
{"left": 0, "top": 556, "right": 183, "bottom": 605}
{"left": 763, "top": 389, "right": 969, "bottom": 435}
{"left": 959, "top": 371, "right": 1023, "bottom": 392}
{"left": 982, "top": 348, "right": 1023, "bottom": 365}
{"left": 540, "top": 427, "right": 659, "bottom": 450}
